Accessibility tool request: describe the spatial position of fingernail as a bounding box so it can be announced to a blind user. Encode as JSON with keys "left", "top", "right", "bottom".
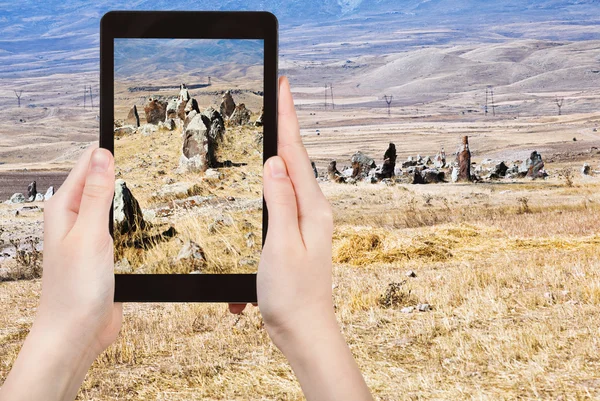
{"left": 90, "top": 149, "right": 110, "bottom": 173}
{"left": 268, "top": 157, "right": 288, "bottom": 178}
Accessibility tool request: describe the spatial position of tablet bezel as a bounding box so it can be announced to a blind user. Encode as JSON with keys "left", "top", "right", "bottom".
{"left": 100, "top": 11, "right": 278, "bottom": 302}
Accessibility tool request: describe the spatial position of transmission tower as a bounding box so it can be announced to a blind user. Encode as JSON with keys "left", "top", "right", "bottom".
{"left": 14, "top": 90, "right": 23, "bottom": 108}
{"left": 384, "top": 95, "right": 393, "bottom": 116}
{"left": 330, "top": 83, "right": 335, "bottom": 110}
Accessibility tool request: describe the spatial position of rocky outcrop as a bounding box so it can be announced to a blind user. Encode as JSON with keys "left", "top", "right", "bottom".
{"left": 144, "top": 98, "right": 167, "bottom": 125}
{"left": 126, "top": 105, "right": 140, "bottom": 127}
{"left": 229, "top": 103, "right": 251, "bottom": 126}
{"left": 220, "top": 90, "right": 236, "bottom": 118}
{"left": 114, "top": 179, "right": 146, "bottom": 235}
{"left": 351, "top": 151, "right": 376, "bottom": 180}
{"left": 377, "top": 143, "right": 397, "bottom": 180}
{"left": 456, "top": 136, "right": 472, "bottom": 182}
{"left": 180, "top": 114, "right": 210, "bottom": 173}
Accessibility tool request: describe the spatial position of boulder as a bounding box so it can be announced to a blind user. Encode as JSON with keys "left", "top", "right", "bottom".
{"left": 489, "top": 161, "right": 509, "bottom": 178}
{"left": 582, "top": 163, "right": 591, "bottom": 176}
{"left": 114, "top": 179, "right": 146, "bottom": 235}
{"left": 328, "top": 160, "right": 345, "bottom": 183}
{"left": 351, "top": 151, "right": 376, "bottom": 179}
{"left": 451, "top": 165, "right": 459, "bottom": 183}
{"left": 158, "top": 118, "right": 176, "bottom": 131}
{"left": 27, "top": 181, "right": 37, "bottom": 201}
{"left": 184, "top": 98, "right": 200, "bottom": 116}
{"left": 144, "top": 98, "right": 167, "bottom": 125}
{"left": 229, "top": 103, "right": 251, "bottom": 126}
{"left": 178, "top": 84, "right": 190, "bottom": 102}
{"left": 433, "top": 148, "right": 446, "bottom": 169}
{"left": 44, "top": 186, "right": 54, "bottom": 201}
{"left": 421, "top": 168, "right": 445, "bottom": 184}
{"left": 139, "top": 124, "right": 157, "bottom": 136}
{"left": 202, "top": 107, "right": 226, "bottom": 167}
{"left": 166, "top": 98, "right": 178, "bottom": 120}
{"left": 220, "top": 90, "right": 236, "bottom": 118}
{"left": 520, "top": 151, "right": 545, "bottom": 179}
{"left": 34, "top": 193, "right": 44, "bottom": 202}
{"left": 8, "top": 193, "right": 25, "bottom": 204}
{"left": 179, "top": 113, "right": 210, "bottom": 173}
{"left": 126, "top": 105, "right": 140, "bottom": 127}
{"left": 183, "top": 110, "right": 198, "bottom": 131}
{"left": 114, "top": 125, "right": 136, "bottom": 137}
{"left": 456, "top": 136, "right": 472, "bottom": 182}
{"left": 377, "top": 143, "right": 397, "bottom": 180}
{"left": 411, "top": 170, "right": 425, "bottom": 184}
{"left": 255, "top": 106, "right": 264, "bottom": 127}
{"left": 176, "top": 241, "right": 206, "bottom": 267}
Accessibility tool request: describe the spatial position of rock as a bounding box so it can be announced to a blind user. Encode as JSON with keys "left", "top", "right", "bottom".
{"left": 377, "top": 143, "right": 397, "bottom": 180}
{"left": 433, "top": 148, "right": 446, "bottom": 168}
{"left": 144, "top": 98, "right": 167, "bottom": 125}
{"left": 158, "top": 118, "right": 175, "bottom": 131}
{"left": 178, "top": 84, "right": 190, "bottom": 102}
{"left": 255, "top": 106, "right": 264, "bottom": 127}
{"left": 351, "top": 151, "right": 376, "bottom": 179}
{"left": 328, "top": 160, "right": 345, "bottom": 183}
{"left": 183, "top": 110, "right": 198, "bottom": 131}
{"left": 114, "top": 125, "right": 136, "bottom": 137}
{"left": 44, "top": 186, "right": 54, "bottom": 201}
{"left": 406, "top": 270, "right": 417, "bottom": 278}
{"left": 34, "top": 193, "right": 44, "bottom": 202}
{"left": 26, "top": 181, "right": 37, "bottom": 201}
{"left": 126, "top": 105, "right": 140, "bottom": 127}
{"left": 582, "top": 163, "right": 591, "bottom": 176}
{"left": 402, "top": 158, "right": 418, "bottom": 168}
{"left": 142, "top": 209, "right": 156, "bottom": 222}
{"left": 184, "top": 98, "right": 200, "bottom": 116}
{"left": 205, "top": 168, "right": 222, "bottom": 179}
{"left": 166, "top": 98, "right": 178, "bottom": 120}
{"left": 114, "top": 179, "right": 146, "bottom": 235}
{"left": 155, "top": 182, "right": 194, "bottom": 198}
{"left": 220, "top": 90, "right": 236, "bottom": 118}
{"left": 417, "top": 303, "right": 431, "bottom": 312}
{"left": 451, "top": 165, "right": 459, "bottom": 183}
{"left": 139, "top": 124, "right": 157, "bottom": 136}
{"left": 180, "top": 113, "right": 210, "bottom": 173}
{"left": 421, "top": 168, "right": 444, "bottom": 184}
{"left": 411, "top": 170, "right": 425, "bottom": 184}
{"left": 176, "top": 241, "right": 206, "bottom": 265}
{"left": 520, "top": 151, "right": 545, "bottom": 179}
{"left": 239, "top": 258, "right": 257, "bottom": 267}
{"left": 115, "top": 258, "right": 132, "bottom": 274}
{"left": 202, "top": 107, "right": 226, "bottom": 167}
{"left": 401, "top": 306, "right": 415, "bottom": 314}
{"left": 456, "top": 136, "right": 472, "bottom": 182}
{"left": 311, "top": 161, "right": 318, "bottom": 178}
{"left": 490, "top": 161, "right": 509, "bottom": 177}
{"left": 245, "top": 232, "right": 256, "bottom": 248}
{"left": 229, "top": 103, "right": 251, "bottom": 126}
{"left": 7, "top": 193, "right": 25, "bottom": 204}
{"left": 208, "top": 214, "right": 234, "bottom": 233}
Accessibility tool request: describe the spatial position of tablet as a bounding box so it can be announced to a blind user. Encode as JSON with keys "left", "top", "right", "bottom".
{"left": 99, "top": 11, "right": 278, "bottom": 302}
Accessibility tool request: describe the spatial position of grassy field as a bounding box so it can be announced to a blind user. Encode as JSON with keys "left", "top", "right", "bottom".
{"left": 1, "top": 169, "right": 600, "bottom": 399}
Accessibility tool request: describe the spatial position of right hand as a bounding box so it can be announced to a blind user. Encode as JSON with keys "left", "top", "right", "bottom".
{"left": 230, "top": 76, "right": 336, "bottom": 347}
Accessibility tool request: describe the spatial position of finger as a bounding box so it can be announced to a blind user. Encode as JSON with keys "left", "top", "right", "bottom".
{"left": 72, "top": 148, "right": 115, "bottom": 238}
{"left": 263, "top": 156, "right": 303, "bottom": 247}
{"left": 44, "top": 144, "right": 98, "bottom": 242}
{"left": 229, "top": 304, "right": 247, "bottom": 314}
{"left": 277, "top": 77, "right": 332, "bottom": 244}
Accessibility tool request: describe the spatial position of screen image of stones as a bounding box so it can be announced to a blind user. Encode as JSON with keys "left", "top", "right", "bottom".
{"left": 112, "top": 40, "right": 264, "bottom": 274}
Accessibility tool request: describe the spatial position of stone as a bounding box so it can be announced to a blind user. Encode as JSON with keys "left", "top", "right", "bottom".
{"left": 245, "top": 232, "right": 256, "bottom": 248}
{"left": 402, "top": 158, "right": 418, "bottom": 168}
{"left": 328, "top": 160, "right": 345, "bottom": 183}
{"left": 456, "top": 136, "right": 472, "bottom": 182}
{"left": 401, "top": 306, "right": 415, "bottom": 314}
{"left": 202, "top": 107, "right": 226, "bottom": 167}
{"left": 27, "top": 181, "right": 37, "bottom": 201}
{"left": 178, "top": 84, "right": 190, "bottom": 102}
{"left": 114, "top": 125, "right": 136, "bottom": 137}
{"left": 520, "top": 151, "right": 545, "bottom": 179}
{"left": 139, "top": 124, "right": 157, "bottom": 136}
{"left": 114, "top": 179, "right": 146, "bottom": 235}
{"left": 351, "top": 151, "right": 376, "bottom": 179}
{"left": 183, "top": 110, "right": 198, "bottom": 131}
{"left": 311, "top": 161, "right": 318, "bottom": 178}
{"left": 490, "top": 161, "right": 509, "bottom": 178}
{"left": 126, "top": 105, "right": 140, "bottom": 127}
{"left": 377, "top": 143, "right": 397, "bottom": 180}
{"left": 44, "top": 186, "right": 54, "bottom": 201}
{"left": 406, "top": 270, "right": 417, "bottom": 278}
{"left": 255, "top": 106, "right": 264, "bottom": 127}
{"left": 220, "top": 90, "right": 236, "bottom": 118}
{"left": 180, "top": 113, "right": 210, "bottom": 173}
{"left": 582, "top": 163, "right": 591, "bottom": 176}
{"left": 8, "top": 193, "right": 25, "bottom": 204}
{"left": 417, "top": 303, "right": 431, "bottom": 312}
{"left": 176, "top": 241, "right": 206, "bottom": 265}
{"left": 229, "top": 103, "right": 251, "bottom": 126}
{"left": 208, "top": 214, "right": 234, "bottom": 233}
{"left": 184, "top": 98, "right": 200, "bottom": 116}
{"left": 433, "top": 148, "right": 446, "bottom": 169}
{"left": 158, "top": 118, "right": 175, "bottom": 131}
{"left": 166, "top": 98, "right": 178, "bottom": 120}
{"left": 115, "top": 258, "right": 132, "bottom": 274}
{"left": 451, "top": 165, "right": 459, "bottom": 183}
{"left": 154, "top": 182, "right": 194, "bottom": 198}
{"left": 144, "top": 98, "right": 167, "bottom": 125}
{"left": 205, "top": 168, "right": 222, "bottom": 179}
{"left": 34, "top": 193, "right": 44, "bottom": 202}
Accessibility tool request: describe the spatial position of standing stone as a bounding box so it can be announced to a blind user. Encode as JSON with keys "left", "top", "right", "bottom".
{"left": 8, "top": 193, "right": 25, "bottom": 204}
{"left": 202, "top": 107, "right": 226, "bottom": 167}
{"left": 34, "top": 193, "right": 44, "bottom": 201}
{"left": 178, "top": 84, "right": 190, "bottom": 102}
{"left": 351, "top": 151, "right": 376, "bottom": 179}
{"left": 421, "top": 168, "right": 445, "bottom": 184}
{"left": 229, "top": 103, "right": 251, "bottom": 126}
{"left": 456, "top": 136, "right": 472, "bottom": 182}
{"left": 183, "top": 110, "right": 198, "bottom": 131}
{"left": 377, "top": 143, "right": 397, "bottom": 179}
{"left": 521, "top": 151, "right": 545, "bottom": 179}
{"left": 44, "top": 186, "right": 54, "bottom": 201}
{"left": 27, "top": 181, "right": 37, "bottom": 201}
{"left": 311, "top": 161, "right": 318, "bottom": 178}
{"left": 255, "top": 106, "right": 264, "bottom": 127}
{"left": 582, "top": 163, "right": 591, "bottom": 176}
{"left": 433, "top": 148, "right": 446, "bottom": 169}
{"left": 180, "top": 114, "right": 210, "bottom": 173}
{"left": 184, "top": 98, "right": 200, "bottom": 116}
{"left": 144, "top": 98, "right": 167, "bottom": 125}
{"left": 328, "top": 161, "right": 345, "bottom": 183}
{"left": 126, "top": 105, "right": 140, "bottom": 127}
{"left": 220, "top": 90, "right": 236, "bottom": 118}
{"left": 114, "top": 179, "right": 146, "bottom": 235}
{"left": 166, "top": 98, "right": 178, "bottom": 120}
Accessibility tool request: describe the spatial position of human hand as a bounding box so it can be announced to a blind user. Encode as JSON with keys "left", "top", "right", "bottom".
{"left": 1, "top": 145, "right": 122, "bottom": 400}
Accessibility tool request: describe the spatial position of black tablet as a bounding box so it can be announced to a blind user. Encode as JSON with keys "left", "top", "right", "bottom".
{"left": 99, "top": 11, "right": 278, "bottom": 302}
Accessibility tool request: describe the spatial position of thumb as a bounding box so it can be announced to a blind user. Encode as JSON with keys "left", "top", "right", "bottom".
{"left": 74, "top": 148, "right": 115, "bottom": 237}
{"left": 263, "top": 156, "right": 302, "bottom": 247}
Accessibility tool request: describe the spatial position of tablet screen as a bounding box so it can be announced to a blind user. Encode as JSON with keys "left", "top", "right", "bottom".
{"left": 113, "top": 38, "right": 264, "bottom": 275}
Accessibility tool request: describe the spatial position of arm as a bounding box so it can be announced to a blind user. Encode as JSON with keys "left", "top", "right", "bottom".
{"left": 1, "top": 146, "right": 122, "bottom": 401}
{"left": 232, "top": 77, "right": 374, "bottom": 401}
